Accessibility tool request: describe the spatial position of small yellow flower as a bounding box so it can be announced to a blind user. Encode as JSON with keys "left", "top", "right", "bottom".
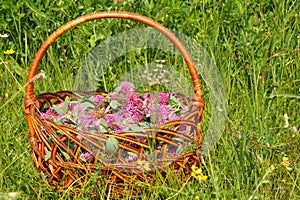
{"left": 5, "top": 93, "right": 9, "bottom": 98}
{"left": 191, "top": 164, "right": 208, "bottom": 182}
{"left": 282, "top": 156, "right": 292, "bottom": 171}
{"left": 4, "top": 49, "right": 15, "bottom": 55}
{"left": 283, "top": 157, "right": 289, "bottom": 162}
{"left": 194, "top": 196, "right": 200, "bottom": 200}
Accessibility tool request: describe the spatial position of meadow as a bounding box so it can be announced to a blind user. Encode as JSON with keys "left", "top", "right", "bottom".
{"left": 0, "top": 0, "right": 299, "bottom": 199}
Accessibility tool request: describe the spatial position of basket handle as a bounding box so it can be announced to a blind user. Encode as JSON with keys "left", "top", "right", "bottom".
{"left": 25, "top": 11, "right": 204, "bottom": 111}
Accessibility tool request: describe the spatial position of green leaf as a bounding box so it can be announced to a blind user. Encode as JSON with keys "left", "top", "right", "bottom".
{"left": 127, "top": 152, "right": 137, "bottom": 157}
{"left": 98, "top": 118, "right": 107, "bottom": 132}
{"left": 59, "top": 148, "right": 71, "bottom": 160}
{"left": 114, "top": 86, "right": 121, "bottom": 93}
{"left": 45, "top": 151, "right": 51, "bottom": 161}
{"left": 139, "top": 122, "right": 151, "bottom": 127}
{"left": 56, "top": 120, "right": 64, "bottom": 125}
{"left": 79, "top": 100, "right": 95, "bottom": 109}
{"left": 170, "top": 95, "right": 179, "bottom": 104}
{"left": 87, "top": 127, "right": 97, "bottom": 131}
{"left": 168, "top": 112, "right": 174, "bottom": 121}
{"left": 62, "top": 152, "right": 70, "bottom": 160}
{"left": 106, "top": 137, "right": 119, "bottom": 154}
{"left": 109, "top": 100, "right": 121, "bottom": 109}
{"left": 64, "top": 96, "right": 70, "bottom": 113}
{"left": 52, "top": 105, "right": 64, "bottom": 115}
{"left": 176, "top": 144, "right": 184, "bottom": 156}
{"left": 129, "top": 125, "right": 145, "bottom": 132}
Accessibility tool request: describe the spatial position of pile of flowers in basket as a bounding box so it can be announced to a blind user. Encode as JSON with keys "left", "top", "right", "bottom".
{"left": 40, "top": 82, "right": 192, "bottom": 164}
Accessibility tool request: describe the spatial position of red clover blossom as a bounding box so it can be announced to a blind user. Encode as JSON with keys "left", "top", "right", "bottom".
{"left": 40, "top": 82, "right": 191, "bottom": 163}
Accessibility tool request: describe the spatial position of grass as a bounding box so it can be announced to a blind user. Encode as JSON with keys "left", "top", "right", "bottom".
{"left": 0, "top": 0, "right": 299, "bottom": 199}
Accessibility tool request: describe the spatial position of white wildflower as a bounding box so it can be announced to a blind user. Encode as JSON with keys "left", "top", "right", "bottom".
{"left": 291, "top": 126, "right": 298, "bottom": 133}
{"left": 283, "top": 113, "right": 289, "bottom": 128}
{"left": 0, "top": 33, "right": 9, "bottom": 38}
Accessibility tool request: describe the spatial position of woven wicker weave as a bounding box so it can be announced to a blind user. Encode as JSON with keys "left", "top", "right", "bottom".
{"left": 24, "top": 11, "right": 204, "bottom": 196}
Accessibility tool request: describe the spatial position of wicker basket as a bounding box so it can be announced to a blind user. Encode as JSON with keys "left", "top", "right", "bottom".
{"left": 24, "top": 11, "right": 204, "bottom": 196}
